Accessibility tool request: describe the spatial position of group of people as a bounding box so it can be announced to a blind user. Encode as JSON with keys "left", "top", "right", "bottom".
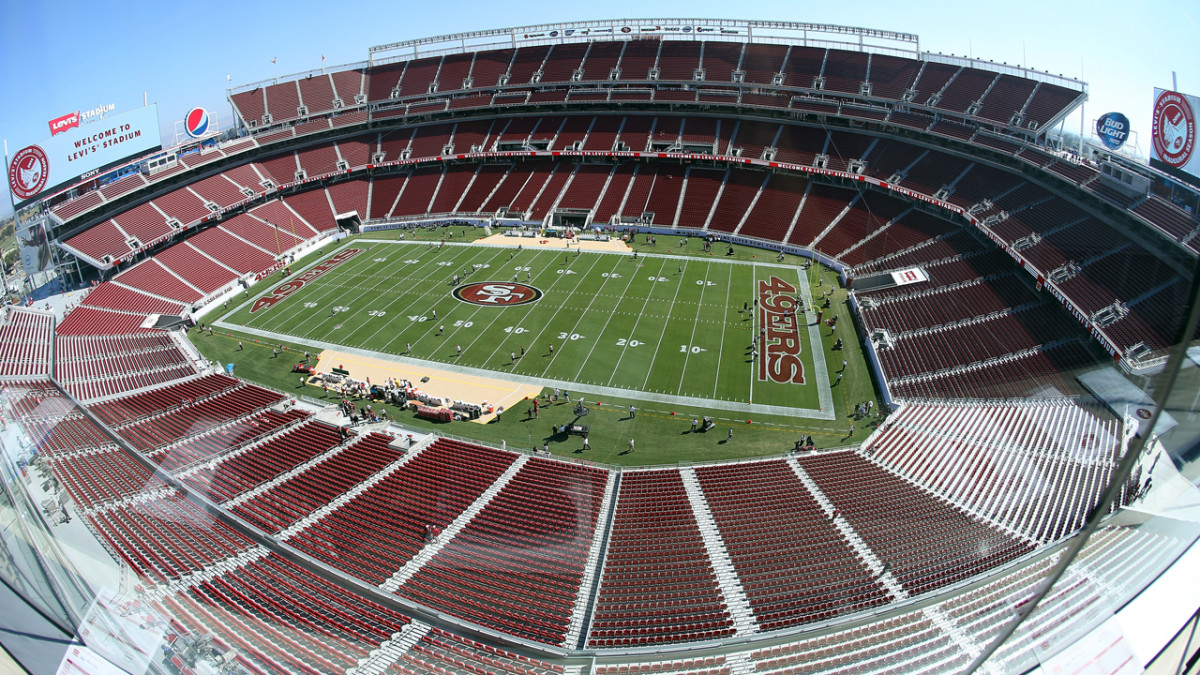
{"left": 339, "top": 398, "right": 389, "bottom": 425}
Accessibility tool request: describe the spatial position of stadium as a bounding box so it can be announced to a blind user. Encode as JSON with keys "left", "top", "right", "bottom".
{"left": 1, "top": 14, "right": 1199, "bottom": 675}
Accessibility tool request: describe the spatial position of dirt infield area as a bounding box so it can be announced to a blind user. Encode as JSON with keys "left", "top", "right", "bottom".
{"left": 308, "top": 349, "right": 542, "bottom": 423}
{"left": 473, "top": 232, "right": 631, "bottom": 253}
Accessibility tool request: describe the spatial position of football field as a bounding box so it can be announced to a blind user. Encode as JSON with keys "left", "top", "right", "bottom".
{"left": 220, "top": 239, "right": 835, "bottom": 419}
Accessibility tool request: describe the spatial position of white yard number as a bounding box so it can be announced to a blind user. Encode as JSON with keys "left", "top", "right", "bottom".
{"left": 680, "top": 345, "right": 706, "bottom": 354}
{"left": 695, "top": 280, "right": 717, "bottom": 286}
{"left": 373, "top": 257, "right": 388, "bottom": 262}
{"left": 332, "top": 306, "right": 349, "bottom": 314}
{"left": 303, "top": 302, "right": 318, "bottom": 309}
{"left": 514, "top": 266, "right": 531, "bottom": 272}
{"left": 504, "top": 326, "right": 528, "bottom": 334}
{"left": 601, "top": 272, "right": 622, "bottom": 278}
{"left": 616, "top": 338, "right": 642, "bottom": 347}
{"left": 557, "top": 332, "right": 585, "bottom": 341}
{"left": 403, "top": 259, "right": 421, "bottom": 264}
{"left": 437, "top": 261, "right": 453, "bottom": 267}
{"left": 648, "top": 276, "right": 669, "bottom": 282}
{"left": 407, "top": 315, "right": 428, "bottom": 322}
{"left": 454, "top": 320, "right": 473, "bottom": 328}
{"left": 367, "top": 310, "right": 387, "bottom": 317}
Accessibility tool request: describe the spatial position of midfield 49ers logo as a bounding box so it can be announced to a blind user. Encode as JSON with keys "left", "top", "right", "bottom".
{"left": 453, "top": 282, "right": 542, "bottom": 306}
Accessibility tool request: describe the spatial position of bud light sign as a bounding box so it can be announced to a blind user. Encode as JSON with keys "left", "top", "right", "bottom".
{"left": 1096, "top": 112, "right": 1130, "bottom": 150}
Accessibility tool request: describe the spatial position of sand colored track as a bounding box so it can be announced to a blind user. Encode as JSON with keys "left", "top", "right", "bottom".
{"left": 309, "top": 349, "right": 541, "bottom": 423}
{"left": 474, "top": 232, "right": 631, "bottom": 252}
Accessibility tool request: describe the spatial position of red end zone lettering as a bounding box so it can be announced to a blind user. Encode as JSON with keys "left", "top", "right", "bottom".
{"left": 249, "top": 248, "right": 362, "bottom": 313}
{"left": 758, "top": 276, "right": 805, "bottom": 384}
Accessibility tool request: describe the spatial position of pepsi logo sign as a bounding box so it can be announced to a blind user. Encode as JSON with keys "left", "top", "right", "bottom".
{"left": 1152, "top": 90, "right": 1195, "bottom": 169}
{"left": 453, "top": 282, "right": 542, "bottom": 306}
{"left": 8, "top": 145, "right": 50, "bottom": 201}
{"left": 184, "top": 107, "right": 210, "bottom": 138}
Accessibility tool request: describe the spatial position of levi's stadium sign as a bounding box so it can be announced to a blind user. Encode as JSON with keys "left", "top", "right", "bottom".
{"left": 47, "top": 103, "right": 114, "bottom": 136}
{"left": 1151, "top": 88, "right": 1198, "bottom": 176}
{"left": 8, "top": 104, "right": 161, "bottom": 205}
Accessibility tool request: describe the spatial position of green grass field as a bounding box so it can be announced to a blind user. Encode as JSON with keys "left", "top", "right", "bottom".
{"left": 194, "top": 231, "right": 884, "bottom": 465}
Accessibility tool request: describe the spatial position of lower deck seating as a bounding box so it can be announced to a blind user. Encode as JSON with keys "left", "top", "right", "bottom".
{"left": 797, "top": 452, "right": 1034, "bottom": 595}
{"left": 184, "top": 420, "right": 343, "bottom": 502}
{"left": 88, "top": 373, "right": 240, "bottom": 426}
{"left": 231, "top": 432, "right": 402, "bottom": 531}
{"left": 866, "top": 401, "right": 1125, "bottom": 542}
{"left": 289, "top": 438, "right": 517, "bottom": 585}
{"left": 398, "top": 456, "right": 609, "bottom": 645}
{"left": 694, "top": 461, "right": 890, "bottom": 630}
{"left": 113, "top": 384, "right": 284, "bottom": 452}
{"left": 87, "top": 491, "right": 255, "bottom": 583}
{"left": 588, "top": 470, "right": 734, "bottom": 647}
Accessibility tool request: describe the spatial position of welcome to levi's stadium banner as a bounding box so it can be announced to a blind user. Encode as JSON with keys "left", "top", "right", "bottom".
{"left": 7, "top": 104, "right": 161, "bottom": 205}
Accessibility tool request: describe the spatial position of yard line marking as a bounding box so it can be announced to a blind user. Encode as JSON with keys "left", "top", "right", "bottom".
{"left": 493, "top": 249, "right": 603, "bottom": 373}
{"left": 391, "top": 245, "right": 516, "bottom": 353}
{"left": 571, "top": 257, "right": 641, "bottom": 381}
{"left": 712, "top": 262, "right": 734, "bottom": 399}
{"left": 607, "top": 258, "right": 669, "bottom": 387}
{"left": 676, "top": 260, "right": 711, "bottom": 395}
{"left": 217, "top": 320, "right": 837, "bottom": 419}
{"left": 515, "top": 252, "right": 605, "bottom": 375}
{"left": 749, "top": 262, "right": 757, "bottom": 405}
{"left": 372, "top": 246, "right": 508, "bottom": 355}
{"left": 365, "top": 246, "right": 505, "bottom": 350}
{"left": 640, "top": 258, "right": 689, "bottom": 391}
{"left": 798, "top": 264, "right": 836, "bottom": 415}
{"left": 250, "top": 244, "right": 399, "bottom": 331}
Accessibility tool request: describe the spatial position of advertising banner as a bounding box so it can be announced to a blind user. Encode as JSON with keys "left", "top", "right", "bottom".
{"left": 1095, "top": 112, "right": 1131, "bottom": 150}
{"left": 7, "top": 104, "right": 161, "bottom": 205}
{"left": 1150, "top": 88, "right": 1198, "bottom": 180}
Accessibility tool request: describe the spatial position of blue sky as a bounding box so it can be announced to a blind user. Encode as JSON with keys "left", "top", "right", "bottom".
{"left": 2, "top": 0, "right": 1196, "bottom": 217}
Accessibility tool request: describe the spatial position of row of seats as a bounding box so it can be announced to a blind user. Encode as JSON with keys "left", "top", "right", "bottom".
{"left": 151, "top": 408, "right": 310, "bottom": 472}
{"left": 796, "top": 452, "right": 1033, "bottom": 594}
{"left": 589, "top": 470, "right": 734, "bottom": 647}
{"left": 231, "top": 431, "right": 402, "bottom": 531}
{"left": 50, "top": 448, "right": 164, "bottom": 509}
{"left": 865, "top": 401, "right": 1125, "bottom": 542}
{"left": 184, "top": 420, "right": 343, "bottom": 502}
{"left": 0, "top": 308, "right": 55, "bottom": 378}
{"left": 87, "top": 491, "right": 255, "bottom": 583}
{"left": 289, "top": 437, "right": 517, "bottom": 585}
{"left": 88, "top": 373, "right": 240, "bottom": 426}
{"left": 114, "top": 383, "right": 284, "bottom": 452}
{"left": 694, "top": 460, "right": 891, "bottom": 631}
{"left": 234, "top": 41, "right": 1078, "bottom": 134}
{"left": 398, "top": 456, "right": 609, "bottom": 645}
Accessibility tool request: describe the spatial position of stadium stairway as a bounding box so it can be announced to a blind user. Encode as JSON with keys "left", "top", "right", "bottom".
{"left": 380, "top": 454, "right": 529, "bottom": 592}
{"left": 220, "top": 426, "right": 354, "bottom": 509}
{"left": 680, "top": 468, "right": 758, "bottom": 636}
{"left": 350, "top": 621, "right": 433, "bottom": 675}
{"left": 565, "top": 470, "right": 620, "bottom": 647}
{"left": 786, "top": 457, "right": 909, "bottom": 601}
{"left": 278, "top": 433, "right": 434, "bottom": 541}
